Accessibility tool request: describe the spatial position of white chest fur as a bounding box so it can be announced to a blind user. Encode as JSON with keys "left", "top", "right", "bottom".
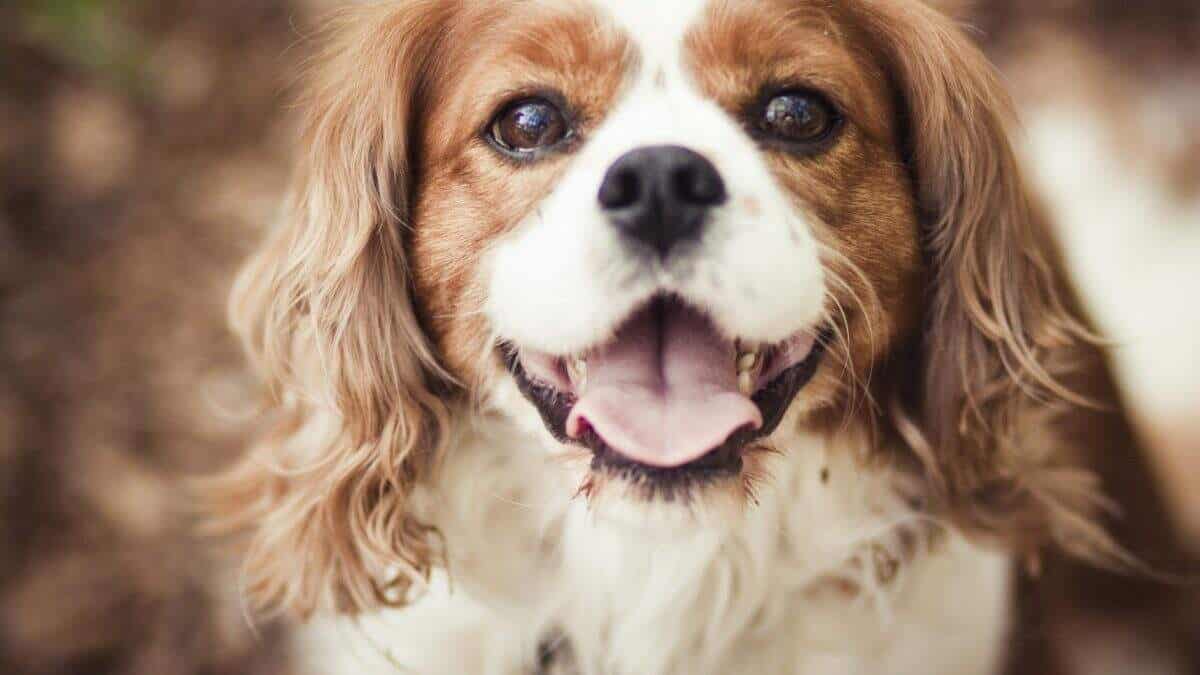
{"left": 296, "top": 411, "right": 1013, "bottom": 675}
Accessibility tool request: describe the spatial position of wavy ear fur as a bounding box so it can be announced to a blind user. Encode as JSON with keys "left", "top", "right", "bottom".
{"left": 855, "top": 2, "right": 1198, "bottom": 669}
{"left": 202, "top": 1, "right": 457, "bottom": 617}
{"left": 850, "top": 0, "right": 1108, "bottom": 556}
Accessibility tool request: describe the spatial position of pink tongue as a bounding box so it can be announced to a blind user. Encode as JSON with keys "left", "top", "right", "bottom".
{"left": 566, "top": 302, "right": 763, "bottom": 468}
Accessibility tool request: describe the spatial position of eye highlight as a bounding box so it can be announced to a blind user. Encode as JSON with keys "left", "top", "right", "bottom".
{"left": 756, "top": 90, "right": 843, "bottom": 150}
{"left": 488, "top": 97, "right": 569, "bottom": 157}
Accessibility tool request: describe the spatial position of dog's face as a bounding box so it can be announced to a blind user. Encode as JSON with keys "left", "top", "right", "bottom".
{"left": 214, "top": 0, "right": 1112, "bottom": 615}
{"left": 409, "top": 0, "right": 920, "bottom": 502}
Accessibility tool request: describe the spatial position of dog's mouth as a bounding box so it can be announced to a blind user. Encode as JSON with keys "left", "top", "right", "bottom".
{"left": 503, "top": 294, "right": 827, "bottom": 486}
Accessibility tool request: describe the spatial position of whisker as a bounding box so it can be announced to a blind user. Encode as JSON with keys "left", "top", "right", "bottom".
{"left": 815, "top": 244, "right": 884, "bottom": 429}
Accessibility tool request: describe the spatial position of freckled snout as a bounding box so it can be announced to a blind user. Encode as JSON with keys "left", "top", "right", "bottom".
{"left": 597, "top": 145, "right": 726, "bottom": 257}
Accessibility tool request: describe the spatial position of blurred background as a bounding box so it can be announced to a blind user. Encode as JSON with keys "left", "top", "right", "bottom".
{"left": 0, "top": 1, "right": 1196, "bottom": 674}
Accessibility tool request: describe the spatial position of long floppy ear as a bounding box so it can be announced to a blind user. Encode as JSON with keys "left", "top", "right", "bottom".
{"left": 856, "top": 3, "right": 1199, "bottom": 669}
{"left": 853, "top": 0, "right": 1107, "bottom": 554}
{"left": 202, "top": 2, "right": 457, "bottom": 618}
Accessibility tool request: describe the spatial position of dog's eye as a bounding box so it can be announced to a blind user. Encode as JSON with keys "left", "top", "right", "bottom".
{"left": 759, "top": 91, "right": 841, "bottom": 146}
{"left": 490, "top": 98, "right": 568, "bottom": 155}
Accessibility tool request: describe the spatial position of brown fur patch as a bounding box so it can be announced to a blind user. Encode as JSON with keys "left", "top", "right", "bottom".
{"left": 685, "top": 1, "right": 923, "bottom": 421}
{"left": 411, "top": 1, "right": 635, "bottom": 379}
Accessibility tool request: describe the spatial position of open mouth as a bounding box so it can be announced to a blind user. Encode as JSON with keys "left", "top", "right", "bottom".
{"left": 503, "top": 295, "right": 827, "bottom": 487}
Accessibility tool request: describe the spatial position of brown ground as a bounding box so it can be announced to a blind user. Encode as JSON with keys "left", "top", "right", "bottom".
{"left": 0, "top": 2, "right": 314, "bottom": 673}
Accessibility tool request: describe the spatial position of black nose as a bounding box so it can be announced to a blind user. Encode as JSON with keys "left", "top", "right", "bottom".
{"left": 597, "top": 145, "right": 726, "bottom": 257}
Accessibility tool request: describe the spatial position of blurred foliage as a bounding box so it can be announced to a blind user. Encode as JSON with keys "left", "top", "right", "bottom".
{"left": 17, "top": 0, "right": 149, "bottom": 90}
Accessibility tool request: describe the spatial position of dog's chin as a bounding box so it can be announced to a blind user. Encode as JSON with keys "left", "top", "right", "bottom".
{"left": 502, "top": 294, "right": 828, "bottom": 503}
{"left": 571, "top": 461, "right": 773, "bottom": 529}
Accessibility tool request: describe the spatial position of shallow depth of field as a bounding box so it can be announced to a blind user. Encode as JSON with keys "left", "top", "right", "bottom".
{"left": 1, "top": 2, "right": 1196, "bottom": 673}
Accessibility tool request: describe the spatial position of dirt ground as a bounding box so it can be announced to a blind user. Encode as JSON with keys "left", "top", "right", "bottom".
{"left": 1, "top": 2, "right": 316, "bottom": 673}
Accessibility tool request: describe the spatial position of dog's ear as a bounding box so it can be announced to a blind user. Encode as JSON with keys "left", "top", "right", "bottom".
{"left": 859, "top": 2, "right": 1199, "bottom": 668}
{"left": 859, "top": 0, "right": 1190, "bottom": 565}
{"left": 852, "top": 1, "right": 1102, "bottom": 552}
{"left": 202, "top": 2, "right": 457, "bottom": 617}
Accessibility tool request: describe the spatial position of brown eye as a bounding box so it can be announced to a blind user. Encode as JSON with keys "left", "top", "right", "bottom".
{"left": 759, "top": 91, "right": 841, "bottom": 146}
{"left": 489, "top": 98, "right": 568, "bottom": 155}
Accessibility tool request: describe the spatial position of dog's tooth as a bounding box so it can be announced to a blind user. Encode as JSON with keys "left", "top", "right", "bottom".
{"left": 738, "top": 371, "right": 755, "bottom": 395}
{"left": 735, "top": 340, "right": 762, "bottom": 369}
{"left": 566, "top": 357, "right": 588, "bottom": 389}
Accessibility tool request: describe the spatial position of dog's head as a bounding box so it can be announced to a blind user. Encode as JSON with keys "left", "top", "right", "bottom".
{"left": 210, "top": 0, "right": 1107, "bottom": 615}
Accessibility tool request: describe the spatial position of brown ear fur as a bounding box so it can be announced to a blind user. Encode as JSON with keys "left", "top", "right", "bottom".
{"left": 855, "top": 1, "right": 1198, "bottom": 669}
{"left": 200, "top": 2, "right": 458, "bottom": 618}
{"left": 851, "top": 0, "right": 1114, "bottom": 557}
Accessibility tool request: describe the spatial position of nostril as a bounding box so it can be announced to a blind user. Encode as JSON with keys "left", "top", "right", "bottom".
{"left": 676, "top": 163, "right": 720, "bottom": 204}
{"left": 599, "top": 167, "right": 641, "bottom": 210}
{"left": 671, "top": 164, "right": 726, "bottom": 207}
{"left": 598, "top": 145, "right": 723, "bottom": 257}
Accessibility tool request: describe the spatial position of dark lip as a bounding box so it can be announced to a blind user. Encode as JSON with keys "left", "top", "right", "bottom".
{"left": 500, "top": 325, "right": 830, "bottom": 494}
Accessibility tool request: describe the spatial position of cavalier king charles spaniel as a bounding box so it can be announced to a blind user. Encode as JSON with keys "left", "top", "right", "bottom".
{"left": 207, "top": 1, "right": 1197, "bottom": 673}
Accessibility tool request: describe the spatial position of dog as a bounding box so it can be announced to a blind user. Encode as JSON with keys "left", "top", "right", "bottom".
{"left": 206, "top": 1, "right": 1198, "bottom": 673}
